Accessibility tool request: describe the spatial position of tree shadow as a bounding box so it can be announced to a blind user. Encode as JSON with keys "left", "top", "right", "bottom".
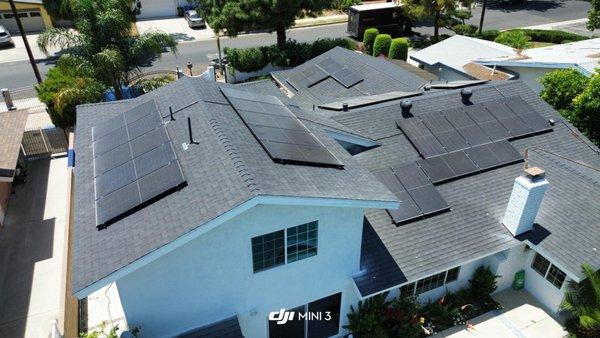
{"left": 169, "top": 32, "right": 196, "bottom": 42}
{"left": 487, "top": 0, "right": 566, "bottom": 13}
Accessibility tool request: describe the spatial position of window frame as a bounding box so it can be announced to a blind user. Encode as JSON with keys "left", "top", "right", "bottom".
{"left": 251, "top": 229, "right": 285, "bottom": 273}
{"left": 531, "top": 252, "right": 567, "bottom": 289}
{"left": 400, "top": 266, "right": 461, "bottom": 297}
{"left": 286, "top": 221, "right": 318, "bottom": 264}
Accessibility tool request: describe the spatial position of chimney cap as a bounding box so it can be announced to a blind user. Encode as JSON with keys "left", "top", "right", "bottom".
{"left": 524, "top": 166, "right": 545, "bottom": 179}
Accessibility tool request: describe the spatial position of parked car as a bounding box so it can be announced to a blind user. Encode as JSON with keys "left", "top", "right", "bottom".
{"left": 0, "top": 25, "right": 14, "bottom": 47}
{"left": 184, "top": 10, "right": 206, "bottom": 29}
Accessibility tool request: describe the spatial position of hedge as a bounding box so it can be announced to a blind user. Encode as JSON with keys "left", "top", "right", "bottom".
{"left": 453, "top": 24, "right": 478, "bottom": 37}
{"left": 511, "top": 29, "right": 588, "bottom": 44}
{"left": 389, "top": 37, "right": 409, "bottom": 61}
{"left": 363, "top": 28, "right": 379, "bottom": 54}
{"left": 225, "top": 38, "right": 357, "bottom": 72}
{"left": 372, "top": 34, "right": 392, "bottom": 57}
{"left": 477, "top": 29, "right": 501, "bottom": 41}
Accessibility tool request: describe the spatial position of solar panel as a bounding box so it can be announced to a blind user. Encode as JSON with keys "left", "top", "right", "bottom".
{"left": 497, "top": 117, "right": 532, "bottom": 138}
{"left": 411, "top": 135, "right": 447, "bottom": 158}
{"left": 483, "top": 100, "right": 517, "bottom": 120}
{"left": 417, "top": 156, "right": 454, "bottom": 184}
{"left": 388, "top": 191, "right": 422, "bottom": 223}
{"left": 443, "top": 108, "right": 476, "bottom": 128}
{"left": 221, "top": 87, "right": 343, "bottom": 168}
{"left": 519, "top": 113, "right": 551, "bottom": 132}
{"left": 407, "top": 185, "right": 449, "bottom": 214}
{"left": 397, "top": 118, "right": 432, "bottom": 139}
{"left": 92, "top": 99, "right": 186, "bottom": 228}
{"left": 456, "top": 125, "right": 491, "bottom": 146}
{"left": 464, "top": 104, "right": 496, "bottom": 123}
{"left": 434, "top": 130, "right": 469, "bottom": 152}
{"left": 420, "top": 112, "right": 454, "bottom": 133}
{"left": 316, "top": 58, "right": 344, "bottom": 74}
{"left": 392, "top": 162, "right": 430, "bottom": 190}
{"left": 487, "top": 140, "right": 523, "bottom": 164}
{"left": 441, "top": 151, "right": 478, "bottom": 176}
{"left": 477, "top": 120, "right": 511, "bottom": 141}
{"left": 373, "top": 169, "right": 405, "bottom": 194}
{"left": 503, "top": 97, "right": 533, "bottom": 116}
{"left": 331, "top": 67, "right": 363, "bottom": 88}
{"left": 464, "top": 144, "right": 502, "bottom": 170}
{"left": 304, "top": 66, "right": 329, "bottom": 87}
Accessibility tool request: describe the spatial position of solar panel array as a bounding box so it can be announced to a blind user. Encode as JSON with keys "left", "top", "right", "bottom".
{"left": 396, "top": 97, "right": 552, "bottom": 158}
{"left": 285, "top": 58, "right": 364, "bottom": 90}
{"left": 92, "top": 100, "right": 186, "bottom": 228}
{"left": 318, "top": 91, "right": 422, "bottom": 111}
{"left": 374, "top": 162, "right": 449, "bottom": 224}
{"left": 221, "top": 87, "right": 344, "bottom": 169}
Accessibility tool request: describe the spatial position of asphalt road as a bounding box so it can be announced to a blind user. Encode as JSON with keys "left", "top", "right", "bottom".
{"left": 0, "top": 0, "right": 592, "bottom": 90}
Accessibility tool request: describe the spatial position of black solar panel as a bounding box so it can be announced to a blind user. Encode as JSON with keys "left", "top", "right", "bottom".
{"left": 464, "top": 104, "right": 496, "bottom": 123}
{"left": 316, "top": 58, "right": 344, "bottom": 74}
{"left": 221, "top": 87, "right": 343, "bottom": 168}
{"left": 416, "top": 156, "right": 454, "bottom": 184}
{"left": 487, "top": 140, "right": 523, "bottom": 164}
{"left": 456, "top": 125, "right": 491, "bottom": 146}
{"left": 477, "top": 120, "right": 511, "bottom": 141}
{"left": 464, "top": 144, "right": 502, "bottom": 170}
{"left": 421, "top": 112, "right": 454, "bottom": 133}
{"left": 397, "top": 118, "right": 432, "bottom": 138}
{"left": 331, "top": 67, "right": 363, "bottom": 88}
{"left": 441, "top": 151, "right": 478, "bottom": 176}
{"left": 434, "top": 130, "right": 469, "bottom": 152}
{"left": 519, "top": 113, "right": 551, "bottom": 132}
{"left": 497, "top": 117, "right": 533, "bottom": 138}
{"left": 304, "top": 66, "right": 329, "bottom": 87}
{"left": 444, "top": 108, "right": 476, "bottom": 128}
{"left": 388, "top": 191, "right": 422, "bottom": 223}
{"left": 92, "top": 99, "right": 186, "bottom": 227}
{"left": 373, "top": 169, "right": 405, "bottom": 194}
{"left": 407, "top": 185, "right": 449, "bottom": 214}
{"left": 483, "top": 100, "right": 517, "bottom": 120}
{"left": 411, "top": 135, "right": 447, "bottom": 158}
{"left": 392, "top": 162, "right": 430, "bottom": 190}
{"left": 503, "top": 97, "right": 533, "bottom": 116}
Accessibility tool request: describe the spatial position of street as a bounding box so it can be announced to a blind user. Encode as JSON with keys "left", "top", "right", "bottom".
{"left": 0, "top": 0, "right": 592, "bottom": 89}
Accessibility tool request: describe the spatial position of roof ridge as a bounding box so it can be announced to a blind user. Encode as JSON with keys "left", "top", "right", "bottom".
{"left": 207, "top": 117, "right": 261, "bottom": 195}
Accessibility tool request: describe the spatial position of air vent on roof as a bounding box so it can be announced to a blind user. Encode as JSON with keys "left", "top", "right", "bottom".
{"left": 220, "top": 87, "right": 344, "bottom": 169}
{"left": 396, "top": 97, "right": 552, "bottom": 159}
{"left": 92, "top": 100, "right": 186, "bottom": 229}
{"left": 318, "top": 91, "right": 422, "bottom": 111}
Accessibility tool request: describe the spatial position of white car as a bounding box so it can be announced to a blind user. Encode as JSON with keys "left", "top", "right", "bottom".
{"left": 0, "top": 25, "right": 14, "bottom": 47}
{"left": 184, "top": 10, "right": 206, "bottom": 29}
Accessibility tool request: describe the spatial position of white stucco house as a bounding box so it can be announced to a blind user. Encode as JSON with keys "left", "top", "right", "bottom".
{"left": 411, "top": 35, "right": 600, "bottom": 92}
{"left": 135, "top": 0, "right": 194, "bottom": 19}
{"left": 72, "top": 48, "right": 600, "bottom": 337}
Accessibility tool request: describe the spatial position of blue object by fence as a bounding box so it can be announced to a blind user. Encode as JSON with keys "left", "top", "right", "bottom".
{"left": 103, "top": 86, "right": 141, "bottom": 102}
{"left": 68, "top": 149, "right": 75, "bottom": 168}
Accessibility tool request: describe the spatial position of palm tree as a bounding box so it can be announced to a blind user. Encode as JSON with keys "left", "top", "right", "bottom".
{"left": 561, "top": 264, "right": 600, "bottom": 337}
{"left": 37, "top": 0, "right": 178, "bottom": 100}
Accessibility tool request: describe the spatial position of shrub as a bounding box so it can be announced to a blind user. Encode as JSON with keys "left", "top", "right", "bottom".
{"left": 469, "top": 266, "right": 499, "bottom": 300}
{"left": 540, "top": 69, "right": 589, "bottom": 111}
{"left": 372, "top": 34, "right": 392, "bottom": 57}
{"left": 333, "top": 0, "right": 361, "bottom": 12}
{"left": 452, "top": 24, "right": 478, "bottom": 37}
{"left": 477, "top": 29, "right": 501, "bottom": 41}
{"left": 573, "top": 73, "right": 600, "bottom": 145}
{"left": 517, "top": 29, "right": 587, "bottom": 44}
{"left": 494, "top": 30, "right": 532, "bottom": 50}
{"left": 137, "top": 74, "right": 176, "bottom": 93}
{"left": 268, "top": 40, "right": 312, "bottom": 67}
{"left": 389, "top": 37, "right": 409, "bottom": 61}
{"left": 224, "top": 46, "right": 269, "bottom": 73}
{"left": 311, "top": 37, "right": 356, "bottom": 57}
{"left": 344, "top": 292, "right": 390, "bottom": 336}
{"left": 363, "top": 28, "right": 379, "bottom": 54}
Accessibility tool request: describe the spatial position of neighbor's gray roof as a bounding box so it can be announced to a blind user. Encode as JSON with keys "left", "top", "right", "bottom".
{"left": 271, "top": 47, "right": 427, "bottom": 108}
{"left": 318, "top": 80, "right": 600, "bottom": 296}
{"left": 72, "top": 77, "right": 397, "bottom": 295}
{"left": 178, "top": 315, "right": 243, "bottom": 338}
{"left": 0, "top": 110, "right": 27, "bottom": 178}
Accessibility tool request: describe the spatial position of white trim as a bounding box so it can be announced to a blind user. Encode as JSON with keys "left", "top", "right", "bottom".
{"left": 324, "top": 129, "right": 380, "bottom": 148}
{"left": 75, "top": 194, "right": 398, "bottom": 298}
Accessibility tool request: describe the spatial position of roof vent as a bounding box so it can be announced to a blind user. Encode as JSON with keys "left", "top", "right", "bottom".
{"left": 342, "top": 103, "right": 349, "bottom": 112}
{"left": 423, "top": 84, "right": 431, "bottom": 91}
{"left": 460, "top": 88, "right": 473, "bottom": 104}
{"left": 501, "top": 166, "right": 549, "bottom": 237}
{"left": 400, "top": 99, "right": 413, "bottom": 117}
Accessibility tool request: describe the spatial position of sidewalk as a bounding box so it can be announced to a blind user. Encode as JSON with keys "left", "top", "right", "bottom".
{"left": 0, "top": 33, "right": 60, "bottom": 64}
{"left": 524, "top": 18, "right": 596, "bottom": 37}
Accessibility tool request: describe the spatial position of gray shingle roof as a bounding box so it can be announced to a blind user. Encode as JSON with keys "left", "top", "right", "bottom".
{"left": 328, "top": 80, "right": 600, "bottom": 296}
{"left": 271, "top": 47, "right": 427, "bottom": 108}
{"left": 72, "top": 77, "right": 398, "bottom": 295}
{"left": 177, "top": 315, "right": 243, "bottom": 338}
{"left": 0, "top": 110, "right": 27, "bottom": 178}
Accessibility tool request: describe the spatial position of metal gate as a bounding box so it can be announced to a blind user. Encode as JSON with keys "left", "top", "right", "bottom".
{"left": 21, "top": 126, "right": 68, "bottom": 160}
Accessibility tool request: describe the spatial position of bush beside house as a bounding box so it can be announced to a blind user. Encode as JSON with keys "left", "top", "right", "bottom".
{"left": 363, "top": 28, "right": 379, "bottom": 55}
{"left": 373, "top": 34, "right": 392, "bottom": 57}
{"left": 389, "top": 38, "right": 409, "bottom": 61}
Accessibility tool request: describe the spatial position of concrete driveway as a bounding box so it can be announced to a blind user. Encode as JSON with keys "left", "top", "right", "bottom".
{"left": 0, "top": 158, "right": 68, "bottom": 338}
{"left": 439, "top": 289, "right": 568, "bottom": 338}
{"left": 136, "top": 17, "right": 214, "bottom": 43}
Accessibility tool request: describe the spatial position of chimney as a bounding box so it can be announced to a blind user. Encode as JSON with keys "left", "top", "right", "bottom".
{"left": 502, "top": 167, "right": 549, "bottom": 236}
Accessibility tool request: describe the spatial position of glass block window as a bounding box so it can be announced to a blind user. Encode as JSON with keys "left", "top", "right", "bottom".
{"left": 415, "top": 271, "right": 446, "bottom": 295}
{"left": 251, "top": 230, "right": 285, "bottom": 272}
{"left": 546, "top": 265, "right": 566, "bottom": 289}
{"left": 287, "top": 221, "right": 318, "bottom": 263}
{"left": 531, "top": 253, "right": 551, "bottom": 277}
{"left": 400, "top": 283, "right": 415, "bottom": 297}
{"left": 446, "top": 267, "right": 460, "bottom": 283}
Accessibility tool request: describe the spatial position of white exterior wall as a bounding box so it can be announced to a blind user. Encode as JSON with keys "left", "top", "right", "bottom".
{"left": 115, "top": 204, "right": 365, "bottom": 337}
{"left": 422, "top": 65, "right": 472, "bottom": 82}
{"left": 493, "top": 244, "right": 529, "bottom": 291}
{"left": 503, "top": 66, "right": 561, "bottom": 93}
{"left": 523, "top": 250, "right": 567, "bottom": 313}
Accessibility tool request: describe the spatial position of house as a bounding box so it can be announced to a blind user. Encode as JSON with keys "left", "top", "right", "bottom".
{"left": 411, "top": 35, "right": 600, "bottom": 92}
{"left": 135, "top": 0, "right": 193, "bottom": 19}
{"left": 478, "top": 38, "right": 600, "bottom": 92}
{"left": 0, "top": 0, "right": 53, "bottom": 33}
{"left": 71, "top": 48, "right": 600, "bottom": 337}
{"left": 410, "top": 35, "right": 516, "bottom": 82}
{"left": 0, "top": 109, "right": 27, "bottom": 225}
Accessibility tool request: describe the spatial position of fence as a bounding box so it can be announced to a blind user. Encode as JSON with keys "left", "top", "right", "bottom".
{"left": 21, "top": 126, "right": 68, "bottom": 160}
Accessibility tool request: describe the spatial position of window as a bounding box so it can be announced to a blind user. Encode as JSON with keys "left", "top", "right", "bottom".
{"left": 18, "top": 12, "right": 28, "bottom": 18}
{"left": 415, "top": 271, "right": 446, "bottom": 294}
{"left": 251, "top": 230, "right": 285, "bottom": 272}
{"left": 3, "top": 13, "right": 14, "bottom": 19}
{"left": 401, "top": 267, "right": 462, "bottom": 296}
{"left": 531, "top": 253, "right": 551, "bottom": 277}
{"left": 287, "top": 221, "right": 318, "bottom": 263}
{"left": 531, "top": 253, "right": 567, "bottom": 289}
{"left": 29, "top": 12, "right": 41, "bottom": 17}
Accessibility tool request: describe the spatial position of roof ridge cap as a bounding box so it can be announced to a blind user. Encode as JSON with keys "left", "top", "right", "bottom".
{"left": 207, "top": 117, "right": 261, "bottom": 195}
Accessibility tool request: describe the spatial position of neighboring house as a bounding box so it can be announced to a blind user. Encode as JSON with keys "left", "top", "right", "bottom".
{"left": 71, "top": 48, "right": 600, "bottom": 337}
{"left": 410, "top": 35, "right": 516, "bottom": 82}
{"left": 478, "top": 38, "right": 600, "bottom": 92}
{"left": 135, "top": 0, "right": 193, "bottom": 19}
{"left": 0, "top": 109, "right": 27, "bottom": 225}
{"left": 0, "top": 0, "right": 53, "bottom": 33}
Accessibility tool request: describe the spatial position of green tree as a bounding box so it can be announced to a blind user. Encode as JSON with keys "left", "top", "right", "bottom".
{"left": 588, "top": 0, "right": 600, "bottom": 31}
{"left": 561, "top": 264, "right": 600, "bottom": 337}
{"left": 42, "top": 0, "right": 73, "bottom": 20}
{"left": 402, "top": 0, "right": 474, "bottom": 39}
{"left": 494, "top": 30, "right": 532, "bottom": 51}
{"left": 362, "top": 28, "right": 379, "bottom": 55}
{"left": 573, "top": 72, "right": 600, "bottom": 145}
{"left": 389, "top": 37, "right": 409, "bottom": 61}
{"left": 195, "top": 0, "right": 334, "bottom": 46}
{"left": 539, "top": 69, "right": 589, "bottom": 111}
{"left": 372, "top": 34, "right": 392, "bottom": 57}
{"left": 37, "top": 0, "right": 177, "bottom": 100}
